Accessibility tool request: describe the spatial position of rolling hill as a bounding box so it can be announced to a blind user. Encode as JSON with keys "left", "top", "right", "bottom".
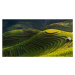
{"left": 3, "top": 29, "right": 73, "bottom": 57}
{"left": 41, "top": 20, "right": 73, "bottom": 32}
{"left": 3, "top": 19, "right": 70, "bottom": 33}
{"left": 3, "top": 28, "right": 40, "bottom": 47}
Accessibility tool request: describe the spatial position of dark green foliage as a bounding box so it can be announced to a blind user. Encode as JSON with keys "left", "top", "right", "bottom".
{"left": 41, "top": 20, "right": 73, "bottom": 32}
{"left": 3, "top": 29, "right": 40, "bottom": 47}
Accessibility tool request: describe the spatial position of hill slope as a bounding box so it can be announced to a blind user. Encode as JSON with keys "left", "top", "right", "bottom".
{"left": 41, "top": 20, "right": 73, "bottom": 32}
{"left": 3, "top": 29, "right": 73, "bottom": 57}
{"left": 3, "top": 28, "right": 40, "bottom": 47}
{"left": 3, "top": 19, "right": 70, "bottom": 32}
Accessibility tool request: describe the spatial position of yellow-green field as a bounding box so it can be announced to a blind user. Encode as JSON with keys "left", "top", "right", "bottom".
{"left": 3, "top": 29, "right": 73, "bottom": 57}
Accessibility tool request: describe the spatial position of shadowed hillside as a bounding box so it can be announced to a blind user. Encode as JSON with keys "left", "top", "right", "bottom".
{"left": 41, "top": 20, "right": 73, "bottom": 32}
{"left": 3, "top": 19, "right": 70, "bottom": 33}
{"left": 3, "top": 28, "right": 40, "bottom": 47}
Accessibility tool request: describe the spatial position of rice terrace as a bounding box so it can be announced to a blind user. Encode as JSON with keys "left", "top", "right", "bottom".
{"left": 2, "top": 19, "right": 73, "bottom": 57}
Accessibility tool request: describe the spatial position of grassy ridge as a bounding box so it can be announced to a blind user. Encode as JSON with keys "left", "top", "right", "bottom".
{"left": 3, "top": 29, "right": 40, "bottom": 47}
{"left": 41, "top": 20, "right": 73, "bottom": 32}
{"left": 3, "top": 29, "right": 73, "bottom": 57}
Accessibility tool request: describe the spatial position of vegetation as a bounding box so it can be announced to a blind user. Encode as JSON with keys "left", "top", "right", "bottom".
{"left": 3, "top": 28, "right": 40, "bottom": 47}
{"left": 3, "top": 29, "right": 73, "bottom": 57}
{"left": 41, "top": 20, "right": 73, "bottom": 32}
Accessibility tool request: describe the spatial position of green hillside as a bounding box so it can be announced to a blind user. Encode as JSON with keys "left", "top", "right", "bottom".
{"left": 3, "top": 29, "right": 73, "bottom": 57}
{"left": 3, "top": 28, "right": 40, "bottom": 47}
{"left": 41, "top": 20, "right": 73, "bottom": 32}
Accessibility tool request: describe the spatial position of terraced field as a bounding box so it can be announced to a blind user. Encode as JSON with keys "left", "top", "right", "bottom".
{"left": 3, "top": 29, "right": 73, "bottom": 57}
{"left": 3, "top": 29, "right": 40, "bottom": 47}
{"left": 41, "top": 20, "right": 73, "bottom": 32}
